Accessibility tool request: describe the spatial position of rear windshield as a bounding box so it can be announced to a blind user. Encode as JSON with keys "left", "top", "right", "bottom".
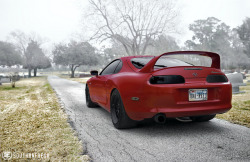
{"left": 131, "top": 57, "right": 153, "bottom": 69}
{"left": 131, "top": 57, "right": 193, "bottom": 69}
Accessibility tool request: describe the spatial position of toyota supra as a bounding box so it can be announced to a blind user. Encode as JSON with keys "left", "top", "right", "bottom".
{"left": 85, "top": 51, "right": 232, "bottom": 129}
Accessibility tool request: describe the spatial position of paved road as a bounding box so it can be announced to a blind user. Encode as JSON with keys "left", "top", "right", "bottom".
{"left": 48, "top": 76, "right": 250, "bottom": 162}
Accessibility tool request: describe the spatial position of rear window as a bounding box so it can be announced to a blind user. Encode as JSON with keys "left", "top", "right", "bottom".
{"left": 131, "top": 57, "right": 153, "bottom": 69}
{"left": 165, "top": 55, "right": 212, "bottom": 67}
{"left": 131, "top": 57, "right": 194, "bottom": 69}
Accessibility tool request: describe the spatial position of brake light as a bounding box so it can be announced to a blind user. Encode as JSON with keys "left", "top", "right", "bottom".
{"left": 150, "top": 75, "right": 185, "bottom": 84}
{"left": 206, "top": 75, "right": 228, "bottom": 83}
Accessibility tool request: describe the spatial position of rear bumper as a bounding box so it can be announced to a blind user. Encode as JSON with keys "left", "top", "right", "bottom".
{"left": 127, "top": 105, "right": 231, "bottom": 120}
{"left": 122, "top": 82, "right": 232, "bottom": 121}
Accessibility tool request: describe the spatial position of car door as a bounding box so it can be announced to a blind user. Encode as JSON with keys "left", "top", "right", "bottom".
{"left": 92, "top": 60, "right": 121, "bottom": 106}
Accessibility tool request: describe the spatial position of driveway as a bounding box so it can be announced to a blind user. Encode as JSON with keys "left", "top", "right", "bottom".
{"left": 48, "top": 76, "right": 250, "bottom": 162}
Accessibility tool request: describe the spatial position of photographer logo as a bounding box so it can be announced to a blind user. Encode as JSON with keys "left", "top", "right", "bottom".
{"left": 2, "top": 151, "right": 12, "bottom": 160}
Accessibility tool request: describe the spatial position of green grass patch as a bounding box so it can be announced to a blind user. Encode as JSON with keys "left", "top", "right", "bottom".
{"left": 43, "top": 83, "right": 54, "bottom": 94}
{"left": 217, "top": 77, "right": 250, "bottom": 128}
{"left": 0, "top": 86, "right": 26, "bottom": 91}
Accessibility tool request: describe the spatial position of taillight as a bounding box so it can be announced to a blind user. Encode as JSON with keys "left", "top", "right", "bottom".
{"left": 206, "top": 75, "right": 228, "bottom": 83}
{"left": 149, "top": 75, "right": 185, "bottom": 84}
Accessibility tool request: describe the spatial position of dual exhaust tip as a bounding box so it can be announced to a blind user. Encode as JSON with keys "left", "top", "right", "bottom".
{"left": 154, "top": 113, "right": 166, "bottom": 124}
{"left": 154, "top": 114, "right": 193, "bottom": 124}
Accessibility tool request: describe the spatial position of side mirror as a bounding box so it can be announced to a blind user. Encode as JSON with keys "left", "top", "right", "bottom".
{"left": 90, "top": 70, "right": 98, "bottom": 76}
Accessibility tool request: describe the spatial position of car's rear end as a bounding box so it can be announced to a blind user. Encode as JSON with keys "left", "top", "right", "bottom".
{"left": 124, "top": 51, "right": 232, "bottom": 121}
{"left": 144, "top": 66, "right": 232, "bottom": 118}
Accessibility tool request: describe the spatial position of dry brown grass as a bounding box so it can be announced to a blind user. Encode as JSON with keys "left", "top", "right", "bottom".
{"left": 0, "top": 77, "right": 90, "bottom": 161}
{"left": 217, "top": 75, "right": 250, "bottom": 127}
{"left": 58, "top": 74, "right": 90, "bottom": 84}
{"left": 65, "top": 77, "right": 90, "bottom": 84}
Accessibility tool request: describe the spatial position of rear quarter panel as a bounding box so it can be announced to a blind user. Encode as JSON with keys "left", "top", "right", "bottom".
{"left": 105, "top": 72, "right": 151, "bottom": 112}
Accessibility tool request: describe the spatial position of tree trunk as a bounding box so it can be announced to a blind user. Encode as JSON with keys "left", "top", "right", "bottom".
{"left": 34, "top": 68, "right": 37, "bottom": 77}
{"left": 28, "top": 68, "right": 32, "bottom": 77}
{"left": 70, "top": 65, "right": 80, "bottom": 78}
{"left": 70, "top": 65, "right": 75, "bottom": 78}
{"left": 71, "top": 69, "right": 75, "bottom": 78}
{"left": 11, "top": 81, "right": 15, "bottom": 88}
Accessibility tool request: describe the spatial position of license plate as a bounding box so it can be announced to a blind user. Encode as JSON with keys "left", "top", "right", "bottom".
{"left": 189, "top": 89, "right": 207, "bottom": 101}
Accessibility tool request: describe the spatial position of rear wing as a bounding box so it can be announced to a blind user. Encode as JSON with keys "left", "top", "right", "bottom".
{"left": 139, "top": 51, "right": 220, "bottom": 73}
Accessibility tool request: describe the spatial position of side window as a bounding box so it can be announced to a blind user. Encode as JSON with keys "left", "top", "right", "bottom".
{"left": 100, "top": 60, "right": 120, "bottom": 75}
{"left": 114, "top": 61, "right": 123, "bottom": 74}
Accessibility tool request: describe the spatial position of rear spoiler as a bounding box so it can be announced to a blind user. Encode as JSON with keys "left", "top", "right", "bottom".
{"left": 139, "top": 51, "right": 220, "bottom": 73}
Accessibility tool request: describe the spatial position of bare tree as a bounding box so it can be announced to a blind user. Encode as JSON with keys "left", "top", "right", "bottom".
{"left": 145, "top": 35, "right": 180, "bottom": 55}
{"left": 8, "top": 30, "right": 29, "bottom": 55}
{"left": 86, "top": 0, "right": 178, "bottom": 56}
{"left": 8, "top": 30, "right": 44, "bottom": 54}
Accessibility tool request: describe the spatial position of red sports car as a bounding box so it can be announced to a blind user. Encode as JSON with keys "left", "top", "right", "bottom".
{"left": 86, "top": 51, "right": 232, "bottom": 129}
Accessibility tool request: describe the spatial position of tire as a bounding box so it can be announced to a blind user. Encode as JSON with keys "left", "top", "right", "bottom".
{"left": 85, "top": 85, "right": 99, "bottom": 108}
{"left": 110, "top": 89, "right": 137, "bottom": 129}
{"left": 191, "top": 114, "right": 216, "bottom": 122}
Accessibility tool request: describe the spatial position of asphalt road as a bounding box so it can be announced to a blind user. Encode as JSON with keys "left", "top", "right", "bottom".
{"left": 48, "top": 76, "right": 250, "bottom": 162}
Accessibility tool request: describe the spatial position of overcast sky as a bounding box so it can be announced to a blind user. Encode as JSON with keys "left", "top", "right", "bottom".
{"left": 0, "top": 0, "right": 250, "bottom": 47}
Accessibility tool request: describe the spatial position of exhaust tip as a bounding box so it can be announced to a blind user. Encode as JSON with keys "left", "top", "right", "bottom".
{"left": 176, "top": 117, "right": 193, "bottom": 122}
{"left": 154, "top": 114, "right": 166, "bottom": 124}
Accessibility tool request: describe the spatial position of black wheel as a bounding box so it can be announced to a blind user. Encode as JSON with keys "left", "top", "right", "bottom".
{"left": 85, "top": 85, "right": 98, "bottom": 108}
{"left": 191, "top": 114, "right": 216, "bottom": 122}
{"left": 110, "top": 89, "right": 137, "bottom": 129}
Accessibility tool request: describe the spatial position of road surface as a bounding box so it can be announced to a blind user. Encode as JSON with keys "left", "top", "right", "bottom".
{"left": 48, "top": 76, "right": 250, "bottom": 162}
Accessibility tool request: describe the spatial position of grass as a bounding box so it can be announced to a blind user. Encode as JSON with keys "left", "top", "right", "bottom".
{"left": 65, "top": 77, "right": 90, "bottom": 84}
{"left": 58, "top": 74, "right": 90, "bottom": 84}
{"left": 0, "top": 77, "right": 90, "bottom": 161}
{"left": 217, "top": 76, "right": 250, "bottom": 128}
{"left": 0, "top": 86, "right": 26, "bottom": 91}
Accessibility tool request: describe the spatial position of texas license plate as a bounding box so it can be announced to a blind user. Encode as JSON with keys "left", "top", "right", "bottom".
{"left": 189, "top": 89, "right": 207, "bottom": 101}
